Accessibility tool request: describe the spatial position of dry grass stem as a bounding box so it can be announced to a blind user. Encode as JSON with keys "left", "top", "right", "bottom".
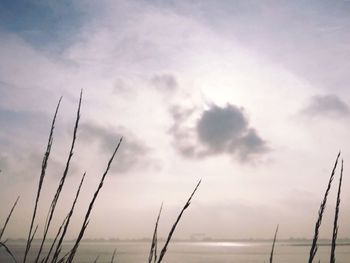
{"left": 330, "top": 159, "right": 343, "bottom": 263}
{"left": 148, "top": 203, "right": 163, "bottom": 263}
{"left": 23, "top": 97, "right": 62, "bottom": 263}
{"left": 111, "top": 248, "right": 117, "bottom": 263}
{"left": 308, "top": 152, "right": 340, "bottom": 263}
{"left": 157, "top": 179, "right": 201, "bottom": 263}
{"left": 35, "top": 90, "right": 82, "bottom": 263}
{"left": 66, "top": 137, "right": 123, "bottom": 263}
{"left": 0, "top": 240, "right": 18, "bottom": 263}
{"left": 42, "top": 214, "right": 69, "bottom": 263}
{"left": 269, "top": 224, "right": 279, "bottom": 263}
{"left": 52, "top": 173, "right": 86, "bottom": 263}
{"left": 0, "top": 196, "right": 20, "bottom": 240}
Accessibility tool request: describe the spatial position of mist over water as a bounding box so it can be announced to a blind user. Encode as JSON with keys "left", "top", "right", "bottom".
{"left": 1, "top": 241, "right": 350, "bottom": 263}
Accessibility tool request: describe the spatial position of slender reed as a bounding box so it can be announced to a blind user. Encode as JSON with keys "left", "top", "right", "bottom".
{"left": 35, "top": 90, "right": 82, "bottom": 263}
{"left": 330, "top": 159, "right": 343, "bottom": 263}
{"left": 0, "top": 241, "right": 17, "bottom": 263}
{"left": 42, "top": 213, "right": 69, "bottom": 263}
{"left": 148, "top": 203, "right": 163, "bottom": 263}
{"left": 0, "top": 196, "right": 19, "bottom": 240}
{"left": 154, "top": 233, "right": 158, "bottom": 263}
{"left": 23, "top": 97, "right": 62, "bottom": 263}
{"left": 157, "top": 179, "right": 201, "bottom": 263}
{"left": 111, "top": 248, "right": 117, "bottom": 263}
{"left": 93, "top": 255, "right": 99, "bottom": 263}
{"left": 56, "top": 248, "right": 72, "bottom": 263}
{"left": 308, "top": 152, "right": 340, "bottom": 263}
{"left": 66, "top": 137, "right": 123, "bottom": 263}
{"left": 51, "top": 173, "right": 86, "bottom": 263}
{"left": 269, "top": 224, "right": 279, "bottom": 263}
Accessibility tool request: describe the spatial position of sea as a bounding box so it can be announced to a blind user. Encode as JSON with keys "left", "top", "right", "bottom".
{"left": 1, "top": 240, "right": 350, "bottom": 263}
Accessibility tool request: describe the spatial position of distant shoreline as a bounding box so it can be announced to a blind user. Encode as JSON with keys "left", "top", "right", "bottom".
{"left": 5, "top": 238, "right": 350, "bottom": 245}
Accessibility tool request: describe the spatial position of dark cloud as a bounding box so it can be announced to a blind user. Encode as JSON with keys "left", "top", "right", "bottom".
{"left": 151, "top": 73, "right": 178, "bottom": 93}
{"left": 235, "top": 129, "right": 267, "bottom": 161}
{"left": 170, "top": 104, "right": 268, "bottom": 162}
{"left": 197, "top": 105, "right": 248, "bottom": 152}
{"left": 79, "top": 123, "right": 155, "bottom": 174}
{"left": 301, "top": 94, "right": 349, "bottom": 118}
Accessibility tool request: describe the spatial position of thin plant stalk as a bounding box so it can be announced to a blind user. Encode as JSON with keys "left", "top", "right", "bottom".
{"left": 52, "top": 173, "right": 86, "bottom": 263}
{"left": 35, "top": 91, "right": 82, "bottom": 263}
{"left": 29, "top": 225, "right": 39, "bottom": 246}
{"left": 93, "top": 255, "right": 99, "bottom": 263}
{"left": 330, "top": 159, "right": 343, "bottom": 263}
{"left": 0, "top": 241, "right": 17, "bottom": 263}
{"left": 148, "top": 203, "right": 162, "bottom": 263}
{"left": 23, "top": 97, "right": 62, "bottom": 263}
{"left": 269, "top": 224, "right": 279, "bottom": 263}
{"left": 56, "top": 248, "right": 72, "bottom": 263}
{"left": 154, "top": 233, "right": 158, "bottom": 263}
{"left": 308, "top": 152, "right": 340, "bottom": 263}
{"left": 0, "top": 196, "right": 20, "bottom": 240}
{"left": 66, "top": 137, "right": 123, "bottom": 263}
{"left": 111, "top": 248, "right": 117, "bottom": 263}
{"left": 42, "top": 213, "right": 69, "bottom": 263}
{"left": 157, "top": 180, "right": 201, "bottom": 263}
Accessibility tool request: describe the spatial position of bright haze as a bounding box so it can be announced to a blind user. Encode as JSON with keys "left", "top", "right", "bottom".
{"left": 0, "top": 0, "right": 350, "bottom": 241}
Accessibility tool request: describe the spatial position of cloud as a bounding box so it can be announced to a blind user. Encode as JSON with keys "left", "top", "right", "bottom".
{"left": 0, "top": 150, "right": 63, "bottom": 183}
{"left": 170, "top": 104, "right": 268, "bottom": 162}
{"left": 151, "top": 73, "right": 178, "bottom": 93}
{"left": 301, "top": 94, "right": 350, "bottom": 118}
{"left": 79, "top": 122, "right": 155, "bottom": 174}
{"left": 197, "top": 104, "right": 248, "bottom": 151}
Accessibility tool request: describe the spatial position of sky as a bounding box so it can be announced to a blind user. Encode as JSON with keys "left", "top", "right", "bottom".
{"left": 1, "top": 0, "right": 350, "bottom": 241}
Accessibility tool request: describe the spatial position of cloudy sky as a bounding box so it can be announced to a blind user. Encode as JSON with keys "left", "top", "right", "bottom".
{"left": 1, "top": 0, "right": 350, "bottom": 241}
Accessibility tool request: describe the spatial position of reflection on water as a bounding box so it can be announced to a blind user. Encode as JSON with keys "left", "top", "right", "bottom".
{"left": 1, "top": 241, "right": 350, "bottom": 263}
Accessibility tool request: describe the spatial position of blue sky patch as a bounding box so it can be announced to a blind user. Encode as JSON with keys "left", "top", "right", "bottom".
{"left": 0, "top": 0, "right": 85, "bottom": 48}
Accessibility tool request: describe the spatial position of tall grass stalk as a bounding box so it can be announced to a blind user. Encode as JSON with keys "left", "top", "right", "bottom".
{"left": 0, "top": 196, "right": 19, "bottom": 240}
{"left": 23, "top": 97, "right": 62, "bottom": 263}
{"left": 330, "top": 159, "right": 343, "bottom": 263}
{"left": 111, "top": 248, "right": 117, "bottom": 263}
{"left": 148, "top": 203, "right": 163, "bottom": 263}
{"left": 66, "top": 137, "right": 123, "bottom": 263}
{"left": 42, "top": 213, "right": 69, "bottom": 263}
{"left": 308, "top": 152, "right": 340, "bottom": 263}
{"left": 35, "top": 90, "right": 82, "bottom": 263}
{"left": 51, "top": 173, "right": 86, "bottom": 263}
{"left": 157, "top": 179, "right": 201, "bottom": 263}
{"left": 269, "top": 224, "right": 279, "bottom": 263}
{"left": 0, "top": 241, "right": 17, "bottom": 263}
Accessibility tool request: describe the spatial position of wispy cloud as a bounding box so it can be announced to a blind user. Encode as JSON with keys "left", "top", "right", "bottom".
{"left": 79, "top": 122, "right": 157, "bottom": 174}
{"left": 301, "top": 94, "right": 349, "bottom": 118}
{"left": 151, "top": 73, "right": 178, "bottom": 93}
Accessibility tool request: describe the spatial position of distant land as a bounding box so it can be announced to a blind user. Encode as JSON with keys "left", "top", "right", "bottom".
{"left": 6, "top": 237, "right": 350, "bottom": 244}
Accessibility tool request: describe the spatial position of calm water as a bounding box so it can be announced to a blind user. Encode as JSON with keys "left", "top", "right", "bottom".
{"left": 1, "top": 241, "right": 350, "bottom": 262}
